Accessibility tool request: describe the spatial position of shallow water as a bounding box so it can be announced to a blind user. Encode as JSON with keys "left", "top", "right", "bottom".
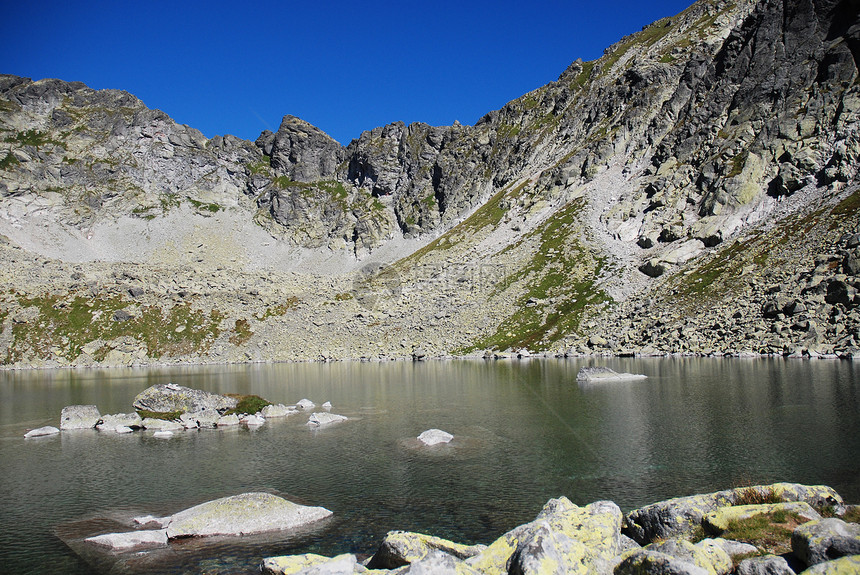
{"left": 0, "top": 358, "right": 858, "bottom": 574}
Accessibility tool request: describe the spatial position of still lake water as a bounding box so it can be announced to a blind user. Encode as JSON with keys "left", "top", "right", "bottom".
{"left": 0, "top": 358, "right": 858, "bottom": 574}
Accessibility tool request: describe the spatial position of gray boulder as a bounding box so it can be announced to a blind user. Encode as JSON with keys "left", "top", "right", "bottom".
{"left": 181, "top": 410, "right": 220, "bottom": 428}
{"left": 60, "top": 405, "right": 101, "bottom": 430}
{"left": 141, "top": 418, "right": 184, "bottom": 431}
{"left": 801, "top": 555, "right": 860, "bottom": 574}
{"left": 262, "top": 553, "right": 358, "bottom": 575}
{"left": 614, "top": 549, "right": 710, "bottom": 575}
{"left": 736, "top": 555, "right": 795, "bottom": 575}
{"left": 398, "top": 550, "right": 482, "bottom": 574}
{"left": 216, "top": 414, "right": 240, "bottom": 426}
{"left": 367, "top": 530, "right": 486, "bottom": 569}
{"left": 25, "top": 425, "right": 60, "bottom": 438}
{"left": 164, "top": 492, "right": 332, "bottom": 538}
{"left": 307, "top": 413, "right": 347, "bottom": 427}
{"left": 85, "top": 529, "right": 168, "bottom": 551}
{"left": 296, "top": 399, "right": 316, "bottom": 409}
{"left": 576, "top": 367, "right": 647, "bottom": 382}
{"left": 791, "top": 518, "right": 860, "bottom": 566}
{"left": 132, "top": 383, "right": 236, "bottom": 415}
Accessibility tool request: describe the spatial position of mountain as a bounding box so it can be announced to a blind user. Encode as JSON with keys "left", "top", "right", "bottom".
{"left": 0, "top": 0, "right": 858, "bottom": 367}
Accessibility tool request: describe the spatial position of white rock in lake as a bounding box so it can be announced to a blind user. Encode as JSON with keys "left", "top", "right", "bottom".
{"left": 322, "top": 401, "right": 332, "bottom": 410}
{"left": 115, "top": 425, "right": 134, "bottom": 434}
{"left": 153, "top": 431, "right": 173, "bottom": 438}
{"left": 576, "top": 367, "right": 647, "bottom": 382}
{"left": 25, "top": 425, "right": 60, "bottom": 438}
{"left": 217, "top": 414, "right": 240, "bottom": 426}
{"left": 181, "top": 411, "right": 219, "bottom": 428}
{"left": 242, "top": 414, "right": 265, "bottom": 426}
{"left": 164, "top": 492, "right": 332, "bottom": 538}
{"left": 418, "top": 429, "right": 454, "bottom": 445}
{"left": 141, "top": 418, "right": 184, "bottom": 431}
{"left": 85, "top": 529, "right": 168, "bottom": 551}
{"left": 261, "top": 404, "right": 296, "bottom": 418}
{"left": 307, "top": 412, "right": 347, "bottom": 427}
{"left": 60, "top": 405, "right": 101, "bottom": 430}
{"left": 133, "top": 515, "right": 168, "bottom": 528}
{"left": 96, "top": 412, "right": 142, "bottom": 431}
{"left": 296, "top": 399, "right": 315, "bottom": 409}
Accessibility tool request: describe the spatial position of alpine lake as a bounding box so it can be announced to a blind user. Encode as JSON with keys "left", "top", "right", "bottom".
{"left": 0, "top": 357, "right": 858, "bottom": 574}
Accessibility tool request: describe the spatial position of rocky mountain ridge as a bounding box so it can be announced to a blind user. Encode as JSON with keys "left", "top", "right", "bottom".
{"left": 0, "top": 0, "right": 858, "bottom": 367}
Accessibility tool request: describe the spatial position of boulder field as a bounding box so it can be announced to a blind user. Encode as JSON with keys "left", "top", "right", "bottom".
{"left": 260, "top": 482, "right": 858, "bottom": 575}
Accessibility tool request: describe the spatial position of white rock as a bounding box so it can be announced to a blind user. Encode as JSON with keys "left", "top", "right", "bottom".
{"left": 141, "top": 418, "right": 184, "bottom": 431}
{"left": 307, "top": 412, "right": 347, "bottom": 427}
{"left": 133, "top": 515, "right": 169, "bottom": 528}
{"left": 25, "top": 425, "right": 60, "bottom": 438}
{"left": 242, "top": 414, "right": 265, "bottom": 426}
{"left": 576, "top": 367, "right": 647, "bottom": 382}
{"left": 115, "top": 425, "right": 134, "bottom": 434}
{"left": 181, "top": 410, "right": 219, "bottom": 428}
{"left": 296, "top": 399, "right": 315, "bottom": 409}
{"left": 153, "top": 430, "right": 173, "bottom": 438}
{"left": 217, "top": 414, "right": 240, "bottom": 426}
{"left": 96, "top": 412, "right": 142, "bottom": 431}
{"left": 322, "top": 401, "right": 333, "bottom": 410}
{"left": 60, "top": 405, "right": 101, "bottom": 430}
{"left": 418, "top": 429, "right": 454, "bottom": 445}
{"left": 85, "top": 529, "right": 168, "bottom": 551}
{"left": 164, "top": 492, "right": 332, "bottom": 538}
{"left": 261, "top": 404, "right": 297, "bottom": 418}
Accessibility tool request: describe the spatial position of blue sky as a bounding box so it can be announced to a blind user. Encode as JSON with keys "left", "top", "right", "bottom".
{"left": 1, "top": 0, "right": 692, "bottom": 145}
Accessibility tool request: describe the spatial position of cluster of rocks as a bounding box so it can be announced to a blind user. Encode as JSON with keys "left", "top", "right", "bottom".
{"left": 23, "top": 383, "right": 346, "bottom": 438}
{"left": 258, "top": 482, "right": 858, "bottom": 575}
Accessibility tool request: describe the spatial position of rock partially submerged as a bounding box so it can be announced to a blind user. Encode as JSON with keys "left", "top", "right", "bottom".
{"left": 164, "top": 492, "right": 332, "bottom": 538}
{"left": 96, "top": 412, "right": 142, "bottom": 431}
{"left": 307, "top": 412, "right": 347, "bottom": 427}
{"left": 60, "top": 405, "right": 101, "bottom": 430}
{"left": 24, "top": 425, "right": 60, "bottom": 438}
{"left": 295, "top": 399, "right": 315, "bottom": 410}
{"left": 417, "top": 429, "right": 453, "bottom": 446}
{"left": 132, "top": 383, "right": 236, "bottom": 416}
{"left": 85, "top": 529, "right": 168, "bottom": 551}
{"left": 261, "top": 403, "right": 297, "bottom": 418}
{"left": 576, "top": 366, "right": 647, "bottom": 382}
{"left": 85, "top": 493, "right": 332, "bottom": 555}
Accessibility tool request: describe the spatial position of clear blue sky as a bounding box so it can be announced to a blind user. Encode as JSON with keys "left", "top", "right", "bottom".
{"left": 1, "top": 0, "right": 692, "bottom": 145}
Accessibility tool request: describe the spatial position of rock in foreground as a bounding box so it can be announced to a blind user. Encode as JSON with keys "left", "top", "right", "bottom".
{"left": 164, "top": 492, "right": 332, "bottom": 538}
{"left": 24, "top": 425, "right": 60, "bottom": 438}
{"left": 576, "top": 367, "right": 647, "bottom": 383}
{"left": 85, "top": 529, "right": 168, "bottom": 551}
{"left": 132, "top": 383, "right": 237, "bottom": 415}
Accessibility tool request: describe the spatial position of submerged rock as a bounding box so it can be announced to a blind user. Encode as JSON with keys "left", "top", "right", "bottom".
{"left": 24, "top": 425, "right": 60, "bottom": 438}
{"left": 417, "top": 429, "right": 454, "bottom": 445}
{"left": 85, "top": 529, "right": 168, "bottom": 551}
{"left": 132, "top": 383, "right": 236, "bottom": 415}
{"left": 575, "top": 367, "right": 647, "bottom": 382}
{"left": 164, "top": 492, "right": 332, "bottom": 538}
{"left": 307, "top": 412, "right": 347, "bottom": 427}
{"left": 60, "top": 405, "right": 101, "bottom": 430}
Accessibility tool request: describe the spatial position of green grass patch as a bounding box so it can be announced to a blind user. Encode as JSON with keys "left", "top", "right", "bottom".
{"left": 4, "top": 129, "right": 58, "bottom": 149}
{"left": 224, "top": 394, "right": 271, "bottom": 415}
{"left": 720, "top": 511, "right": 805, "bottom": 555}
{"left": 334, "top": 292, "right": 353, "bottom": 301}
{"left": 4, "top": 293, "right": 223, "bottom": 364}
{"left": 186, "top": 197, "right": 222, "bottom": 213}
{"left": 0, "top": 152, "right": 19, "bottom": 171}
{"left": 734, "top": 486, "right": 783, "bottom": 506}
{"left": 462, "top": 199, "right": 610, "bottom": 352}
{"left": 247, "top": 156, "right": 271, "bottom": 174}
{"left": 229, "top": 318, "right": 253, "bottom": 345}
{"left": 263, "top": 297, "right": 300, "bottom": 318}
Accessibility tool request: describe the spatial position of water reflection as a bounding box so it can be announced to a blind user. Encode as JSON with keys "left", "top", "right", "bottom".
{"left": 0, "top": 358, "right": 857, "bottom": 574}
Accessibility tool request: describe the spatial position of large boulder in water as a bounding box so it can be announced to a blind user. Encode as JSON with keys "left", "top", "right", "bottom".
{"left": 576, "top": 367, "right": 647, "bottom": 382}
{"left": 164, "top": 492, "right": 332, "bottom": 538}
{"left": 132, "top": 383, "right": 236, "bottom": 415}
{"left": 60, "top": 405, "right": 101, "bottom": 430}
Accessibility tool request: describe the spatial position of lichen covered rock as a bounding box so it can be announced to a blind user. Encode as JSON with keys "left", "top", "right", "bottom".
{"left": 132, "top": 383, "right": 236, "bottom": 415}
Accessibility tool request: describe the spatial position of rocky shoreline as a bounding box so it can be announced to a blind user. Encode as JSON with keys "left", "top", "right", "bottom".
{"left": 256, "top": 482, "right": 858, "bottom": 575}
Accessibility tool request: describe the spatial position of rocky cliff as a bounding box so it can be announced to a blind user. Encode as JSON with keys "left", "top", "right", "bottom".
{"left": 0, "top": 0, "right": 858, "bottom": 367}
